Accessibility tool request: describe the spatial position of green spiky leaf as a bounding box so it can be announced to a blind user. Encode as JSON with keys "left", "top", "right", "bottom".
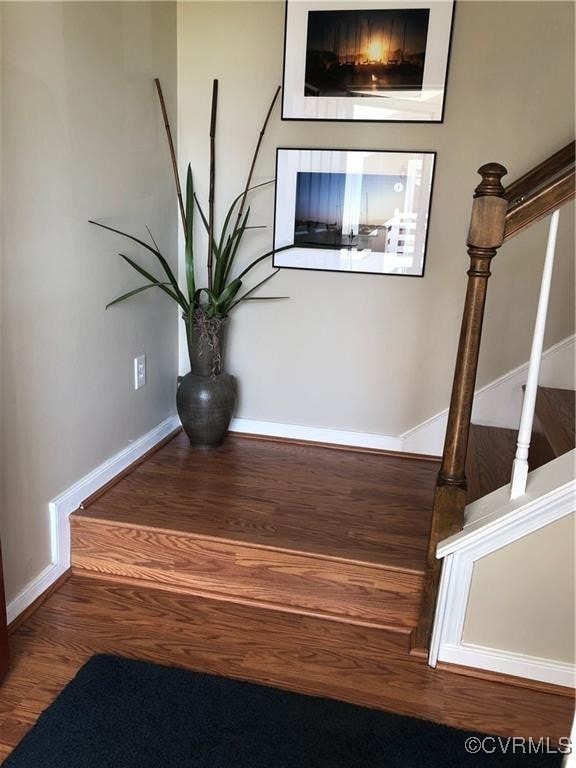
{"left": 216, "top": 180, "right": 273, "bottom": 257}
{"left": 227, "top": 269, "right": 282, "bottom": 312}
{"left": 89, "top": 220, "right": 187, "bottom": 308}
{"left": 118, "top": 253, "right": 185, "bottom": 309}
{"left": 236, "top": 243, "right": 294, "bottom": 281}
{"left": 106, "top": 282, "right": 172, "bottom": 308}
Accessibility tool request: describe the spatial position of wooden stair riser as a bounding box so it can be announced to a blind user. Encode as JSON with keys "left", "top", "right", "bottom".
{"left": 526, "top": 426, "right": 556, "bottom": 469}
{"left": 71, "top": 520, "right": 423, "bottom": 630}
{"left": 466, "top": 420, "right": 567, "bottom": 504}
{"left": 534, "top": 387, "right": 576, "bottom": 458}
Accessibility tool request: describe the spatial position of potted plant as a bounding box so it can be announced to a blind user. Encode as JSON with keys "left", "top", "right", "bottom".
{"left": 90, "top": 79, "right": 290, "bottom": 447}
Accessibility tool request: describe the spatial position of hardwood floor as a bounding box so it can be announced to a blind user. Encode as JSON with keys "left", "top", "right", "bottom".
{"left": 75, "top": 432, "right": 439, "bottom": 570}
{"left": 0, "top": 575, "right": 573, "bottom": 760}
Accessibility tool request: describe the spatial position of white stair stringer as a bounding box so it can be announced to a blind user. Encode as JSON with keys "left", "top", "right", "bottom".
{"left": 430, "top": 451, "right": 575, "bottom": 688}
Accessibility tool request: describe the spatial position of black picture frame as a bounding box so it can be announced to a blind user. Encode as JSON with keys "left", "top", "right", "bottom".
{"left": 273, "top": 147, "right": 436, "bottom": 277}
{"left": 281, "top": 0, "right": 455, "bottom": 123}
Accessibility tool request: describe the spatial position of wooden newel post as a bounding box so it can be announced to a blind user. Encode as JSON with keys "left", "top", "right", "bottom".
{"left": 414, "top": 163, "right": 508, "bottom": 652}
{"left": 439, "top": 163, "right": 508, "bottom": 487}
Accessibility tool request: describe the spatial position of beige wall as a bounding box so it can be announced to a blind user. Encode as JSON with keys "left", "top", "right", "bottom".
{"left": 1, "top": 0, "right": 573, "bottom": 608}
{"left": 0, "top": 2, "right": 178, "bottom": 602}
{"left": 177, "top": 1, "right": 575, "bottom": 435}
{"left": 463, "top": 514, "right": 575, "bottom": 663}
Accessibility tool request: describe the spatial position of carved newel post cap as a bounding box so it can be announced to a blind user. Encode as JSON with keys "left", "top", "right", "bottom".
{"left": 474, "top": 163, "right": 508, "bottom": 198}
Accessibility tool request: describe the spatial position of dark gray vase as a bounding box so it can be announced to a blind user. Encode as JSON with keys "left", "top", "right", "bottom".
{"left": 176, "top": 316, "right": 238, "bottom": 449}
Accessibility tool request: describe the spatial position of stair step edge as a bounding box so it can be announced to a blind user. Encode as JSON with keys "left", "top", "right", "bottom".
{"left": 69, "top": 567, "right": 419, "bottom": 636}
{"left": 70, "top": 511, "right": 427, "bottom": 577}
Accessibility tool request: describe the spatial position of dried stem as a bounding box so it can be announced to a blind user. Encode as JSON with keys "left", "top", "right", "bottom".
{"left": 235, "top": 85, "right": 281, "bottom": 231}
{"left": 154, "top": 78, "right": 187, "bottom": 236}
{"left": 193, "top": 308, "right": 225, "bottom": 377}
{"left": 207, "top": 79, "right": 218, "bottom": 292}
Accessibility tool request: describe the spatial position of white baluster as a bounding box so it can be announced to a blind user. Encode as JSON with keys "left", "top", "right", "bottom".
{"left": 510, "top": 209, "right": 560, "bottom": 499}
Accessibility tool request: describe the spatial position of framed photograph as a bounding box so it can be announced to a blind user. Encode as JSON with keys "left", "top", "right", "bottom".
{"left": 282, "top": 0, "right": 455, "bottom": 122}
{"left": 273, "top": 148, "right": 436, "bottom": 277}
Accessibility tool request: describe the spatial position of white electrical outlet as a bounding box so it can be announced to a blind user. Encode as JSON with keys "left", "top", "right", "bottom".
{"left": 134, "top": 354, "right": 146, "bottom": 390}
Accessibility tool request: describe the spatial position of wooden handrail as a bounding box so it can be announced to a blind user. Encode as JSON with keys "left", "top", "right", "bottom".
{"left": 504, "top": 141, "right": 575, "bottom": 241}
{"left": 505, "top": 165, "right": 575, "bottom": 241}
{"left": 504, "top": 141, "right": 575, "bottom": 206}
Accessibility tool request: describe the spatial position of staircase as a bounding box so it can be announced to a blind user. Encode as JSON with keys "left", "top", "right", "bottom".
{"left": 69, "top": 387, "right": 574, "bottom": 652}
{"left": 466, "top": 386, "right": 575, "bottom": 502}
{"left": 70, "top": 434, "right": 438, "bottom": 645}
{"left": 64, "top": 431, "right": 574, "bottom": 737}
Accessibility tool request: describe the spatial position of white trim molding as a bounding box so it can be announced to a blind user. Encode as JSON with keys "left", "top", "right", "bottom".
{"left": 400, "top": 408, "right": 447, "bottom": 457}
{"left": 229, "top": 418, "right": 403, "bottom": 452}
{"left": 430, "top": 451, "right": 576, "bottom": 687}
{"left": 441, "top": 642, "right": 575, "bottom": 689}
{"left": 438, "top": 453, "right": 576, "bottom": 559}
{"left": 6, "top": 562, "right": 65, "bottom": 625}
{"left": 6, "top": 415, "right": 180, "bottom": 624}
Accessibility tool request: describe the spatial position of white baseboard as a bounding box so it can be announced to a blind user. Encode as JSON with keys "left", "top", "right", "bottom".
{"left": 438, "top": 642, "right": 575, "bottom": 689}
{"left": 229, "top": 418, "right": 404, "bottom": 452}
{"left": 6, "top": 562, "right": 67, "bottom": 625}
{"left": 401, "top": 410, "right": 447, "bottom": 456}
{"left": 402, "top": 334, "right": 575, "bottom": 455}
{"left": 6, "top": 415, "right": 180, "bottom": 623}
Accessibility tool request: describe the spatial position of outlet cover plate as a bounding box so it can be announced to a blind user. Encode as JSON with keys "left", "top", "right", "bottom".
{"left": 134, "top": 355, "right": 146, "bottom": 390}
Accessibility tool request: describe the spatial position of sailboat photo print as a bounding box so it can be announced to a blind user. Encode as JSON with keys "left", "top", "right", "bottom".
{"left": 273, "top": 148, "right": 436, "bottom": 277}
{"left": 282, "top": 0, "right": 455, "bottom": 122}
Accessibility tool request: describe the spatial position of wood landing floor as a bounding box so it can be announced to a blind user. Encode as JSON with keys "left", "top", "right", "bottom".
{"left": 77, "top": 432, "right": 439, "bottom": 570}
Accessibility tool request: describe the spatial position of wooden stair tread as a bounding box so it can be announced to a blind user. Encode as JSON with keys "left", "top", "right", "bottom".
{"left": 76, "top": 432, "right": 439, "bottom": 573}
{"left": 535, "top": 387, "right": 575, "bottom": 457}
{"left": 466, "top": 425, "right": 517, "bottom": 503}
